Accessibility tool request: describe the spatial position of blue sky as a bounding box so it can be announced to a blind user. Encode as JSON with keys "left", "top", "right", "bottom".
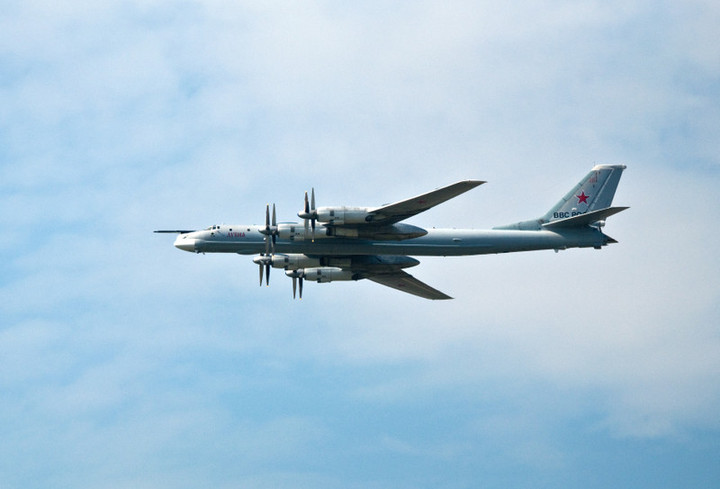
{"left": 1, "top": 1, "right": 719, "bottom": 488}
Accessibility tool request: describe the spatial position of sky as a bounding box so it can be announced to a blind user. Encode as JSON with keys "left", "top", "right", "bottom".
{"left": 1, "top": 1, "right": 719, "bottom": 488}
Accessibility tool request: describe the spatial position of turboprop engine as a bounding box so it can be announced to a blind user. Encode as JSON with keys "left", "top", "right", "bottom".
{"left": 269, "top": 254, "right": 352, "bottom": 270}
{"left": 283, "top": 266, "right": 356, "bottom": 299}
{"left": 269, "top": 253, "right": 320, "bottom": 269}
{"left": 315, "top": 207, "right": 372, "bottom": 225}
{"left": 301, "top": 267, "right": 356, "bottom": 283}
{"left": 277, "top": 223, "right": 309, "bottom": 241}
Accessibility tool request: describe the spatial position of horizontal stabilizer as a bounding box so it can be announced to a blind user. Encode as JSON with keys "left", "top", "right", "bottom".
{"left": 542, "top": 206, "right": 629, "bottom": 229}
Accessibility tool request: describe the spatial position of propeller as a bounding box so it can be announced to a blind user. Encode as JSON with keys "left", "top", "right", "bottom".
{"left": 260, "top": 203, "right": 279, "bottom": 254}
{"left": 255, "top": 203, "right": 278, "bottom": 286}
{"left": 298, "top": 188, "right": 317, "bottom": 242}
{"left": 253, "top": 255, "right": 272, "bottom": 286}
{"left": 287, "top": 269, "right": 305, "bottom": 299}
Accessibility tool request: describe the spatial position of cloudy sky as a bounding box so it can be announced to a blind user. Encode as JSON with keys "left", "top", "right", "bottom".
{"left": 1, "top": 1, "right": 719, "bottom": 488}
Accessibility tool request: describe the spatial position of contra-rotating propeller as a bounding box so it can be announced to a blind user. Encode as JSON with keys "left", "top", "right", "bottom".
{"left": 252, "top": 254, "right": 271, "bottom": 286}
{"left": 260, "top": 203, "right": 278, "bottom": 254}
{"left": 255, "top": 203, "right": 278, "bottom": 286}
{"left": 298, "top": 188, "right": 317, "bottom": 242}
{"left": 286, "top": 269, "right": 305, "bottom": 299}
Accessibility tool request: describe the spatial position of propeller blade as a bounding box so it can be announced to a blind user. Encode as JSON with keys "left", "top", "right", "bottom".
{"left": 303, "top": 191, "right": 310, "bottom": 236}
{"left": 262, "top": 203, "right": 271, "bottom": 255}
{"left": 254, "top": 255, "right": 271, "bottom": 287}
{"left": 299, "top": 188, "right": 318, "bottom": 242}
{"left": 259, "top": 203, "right": 277, "bottom": 255}
{"left": 271, "top": 204, "right": 277, "bottom": 255}
{"left": 287, "top": 270, "right": 305, "bottom": 299}
{"left": 311, "top": 188, "right": 316, "bottom": 242}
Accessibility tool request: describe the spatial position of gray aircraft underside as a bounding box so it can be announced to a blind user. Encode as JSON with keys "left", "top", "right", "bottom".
{"left": 157, "top": 165, "right": 628, "bottom": 300}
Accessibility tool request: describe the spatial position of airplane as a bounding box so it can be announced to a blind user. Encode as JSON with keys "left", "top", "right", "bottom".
{"left": 156, "top": 165, "right": 627, "bottom": 300}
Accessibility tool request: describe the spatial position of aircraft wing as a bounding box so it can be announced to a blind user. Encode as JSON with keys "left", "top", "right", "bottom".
{"left": 366, "top": 270, "right": 452, "bottom": 300}
{"left": 365, "top": 180, "right": 485, "bottom": 225}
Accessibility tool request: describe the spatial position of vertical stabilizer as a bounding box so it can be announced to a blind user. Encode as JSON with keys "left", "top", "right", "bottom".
{"left": 543, "top": 165, "right": 626, "bottom": 223}
{"left": 494, "top": 164, "right": 627, "bottom": 230}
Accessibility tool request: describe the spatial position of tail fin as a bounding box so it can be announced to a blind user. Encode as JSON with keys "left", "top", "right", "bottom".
{"left": 543, "top": 164, "right": 627, "bottom": 223}
{"left": 495, "top": 164, "right": 627, "bottom": 230}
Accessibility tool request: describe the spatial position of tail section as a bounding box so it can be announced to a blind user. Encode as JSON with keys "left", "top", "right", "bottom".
{"left": 542, "top": 205, "right": 629, "bottom": 229}
{"left": 543, "top": 164, "right": 626, "bottom": 223}
{"left": 495, "top": 165, "right": 628, "bottom": 230}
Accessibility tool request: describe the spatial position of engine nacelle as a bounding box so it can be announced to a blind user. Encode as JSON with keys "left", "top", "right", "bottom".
{"left": 270, "top": 254, "right": 352, "bottom": 270}
{"left": 303, "top": 267, "right": 356, "bottom": 283}
{"left": 277, "top": 223, "right": 306, "bottom": 241}
{"left": 270, "top": 253, "right": 321, "bottom": 269}
{"left": 315, "top": 207, "right": 372, "bottom": 225}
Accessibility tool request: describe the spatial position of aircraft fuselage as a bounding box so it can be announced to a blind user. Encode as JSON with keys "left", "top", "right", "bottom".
{"left": 174, "top": 224, "right": 609, "bottom": 256}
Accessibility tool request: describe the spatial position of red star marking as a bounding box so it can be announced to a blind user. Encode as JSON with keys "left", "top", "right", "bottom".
{"left": 576, "top": 191, "right": 589, "bottom": 204}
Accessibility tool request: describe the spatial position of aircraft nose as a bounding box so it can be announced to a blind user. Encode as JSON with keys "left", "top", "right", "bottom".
{"left": 174, "top": 235, "right": 196, "bottom": 252}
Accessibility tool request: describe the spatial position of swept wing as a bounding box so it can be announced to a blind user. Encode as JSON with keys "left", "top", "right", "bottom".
{"left": 276, "top": 253, "right": 453, "bottom": 300}
{"left": 364, "top": 180, "right": 484, "bottom": 226}
{"left": 366, "top": 270, "right": 452, "bottom": 300}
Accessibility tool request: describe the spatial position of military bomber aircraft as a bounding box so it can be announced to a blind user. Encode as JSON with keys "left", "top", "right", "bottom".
{"left": 156, "top": 165, "right": 627, "bottom": 300}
